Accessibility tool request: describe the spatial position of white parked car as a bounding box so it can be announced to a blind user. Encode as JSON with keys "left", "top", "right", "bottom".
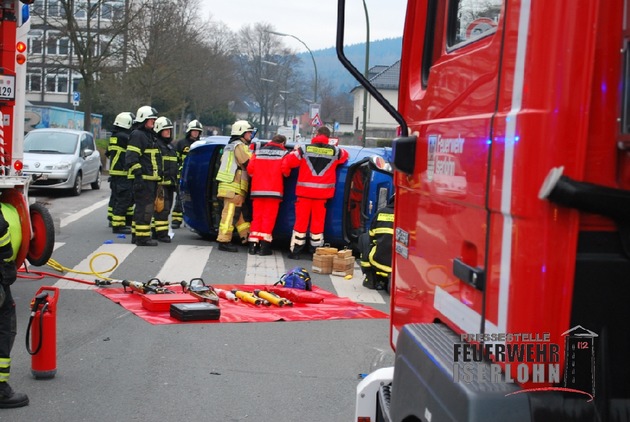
{"left": 22, "top": 128, "right": 102, "bottom": 196}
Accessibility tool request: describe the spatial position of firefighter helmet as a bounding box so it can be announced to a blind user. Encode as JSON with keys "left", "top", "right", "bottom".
{"left": 113, "top": 112, "right": 135, "bottom": 130}
{"left": 134, "top": 106, "right": 158, "bottom": 123}
{"left": 230, "top": 120, "right": 255, "bottom": 136}
{"left": 154, "top": 116, "right": 173, "bottom": 134}
{"left": 186, "top": 120, "right": 203, "bottom": 134}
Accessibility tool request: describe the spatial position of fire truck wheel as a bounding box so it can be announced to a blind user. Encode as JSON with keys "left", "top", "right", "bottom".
{"left": 27, "top": 202, "right": 55, "bottom": 267}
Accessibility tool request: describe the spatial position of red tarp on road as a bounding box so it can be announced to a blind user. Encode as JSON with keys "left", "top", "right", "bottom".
{"left": 96, "top": 284, "right": 388, "bottom": 324}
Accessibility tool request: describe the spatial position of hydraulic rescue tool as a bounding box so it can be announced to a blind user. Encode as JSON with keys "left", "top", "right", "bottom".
{"left": 122, "top": 279, "right": 174, "bottom": 294}
{"left": 214, "top": 287, "right": 238, "bottom": 302}
{"left": 180, "top": 278, "right": 220, "bottom": 305}
{"left": 25, "top": 286, "right": 59, "bottom": 379}
{"left": 231, "top": 289, "right": 270, "bottom": 306}
{"left": 254, "top": 289, "right": 293, "bottom": 307}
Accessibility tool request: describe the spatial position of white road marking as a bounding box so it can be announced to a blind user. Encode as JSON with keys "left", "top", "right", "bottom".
{"left": 245, "top": 252, "right": 286, "bottom": 285}
{"left": 329, "top": 262, "right": 386, "bottom": 304}
{"left": 52, "top": 243, "right": 136, "bottom": 290}
{"left": 60, "top": 198, "right": 109, "bottom": 228}
{"left": 155, "top": 244, "right": 212, "bottom": 284}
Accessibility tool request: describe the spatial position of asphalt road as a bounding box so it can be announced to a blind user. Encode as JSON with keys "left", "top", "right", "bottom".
{"left": 1, "top": 183, "right": 393, "bottom": 422}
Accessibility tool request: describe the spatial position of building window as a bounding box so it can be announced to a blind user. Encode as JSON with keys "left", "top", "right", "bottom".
{"left": 45, "top": 72, "right": 69, "bottom": 93}
{"left": 45, "top": 32, "right": 70, "bottom": 56}
{"left": 28, "top": 30, "right": 43, "bottom": 54}
{"left": 32, "top": 0, "right": 44, "bottom": 15}
{"left": 75, "top": 0, "right": 87, "bottom": 19}
{"left": 47, "top": 0, "right": 62, "bottom": 17}
{"left": 27, "top": 72, "right": 42, "bottom": 92}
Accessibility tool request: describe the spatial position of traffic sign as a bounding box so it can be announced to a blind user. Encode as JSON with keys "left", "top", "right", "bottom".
{"left": 72, "top": 91, "right": 80, "bottom": 106}
{"left": 310, "top": 113, "right": 322, "bottom": 127}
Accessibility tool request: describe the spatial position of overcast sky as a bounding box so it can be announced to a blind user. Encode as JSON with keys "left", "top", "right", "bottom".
{"left": 200, "top": 1, "right": 407, "bottom": 51}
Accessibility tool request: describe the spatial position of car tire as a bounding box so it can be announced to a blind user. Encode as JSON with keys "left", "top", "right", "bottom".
{"left": 91, "top": 168, "right": 102, "bottom": 190}
{"left": 27, "top": 202, "right": 55, "bottom": 266}
{"left": 71, "top": 172, "right": 82, "bottom": 196}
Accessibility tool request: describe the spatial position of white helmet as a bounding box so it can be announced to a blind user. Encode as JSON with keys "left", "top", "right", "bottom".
{"left": 186, "top": 119, "right": 203, "bottom": 134}
{"left": 154, "top": 116, "right": 173, "bottom": 134}
{"left": 230, "top": 120, "right": 255, "bottom": 136}
{"left": 135, "top": 106, "right": 158, "bottom": 123}
{"left": 113, "top": 112, "right": 135, "bottom": 129}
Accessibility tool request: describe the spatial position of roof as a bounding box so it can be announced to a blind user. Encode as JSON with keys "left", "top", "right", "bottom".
{"left": 350, "top": 60, "right": 401, "bottom": 93}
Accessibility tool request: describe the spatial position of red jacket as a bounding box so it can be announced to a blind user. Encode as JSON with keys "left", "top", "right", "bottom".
{"left": 285, "top": 135, "right": 349, "bottom": 199}
{"left": 247, "top": 141, "right": 291, "bottom": 198}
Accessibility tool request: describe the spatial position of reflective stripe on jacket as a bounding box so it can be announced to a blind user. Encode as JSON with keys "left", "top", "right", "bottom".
{"left": 247, "top": 141, "right": 290, "bottom": 198}
{"left": 285, "top": 134, "right": 349, "bottom": 199}
{"left": 216, "top": 139, "right": 251, "bottom": 197}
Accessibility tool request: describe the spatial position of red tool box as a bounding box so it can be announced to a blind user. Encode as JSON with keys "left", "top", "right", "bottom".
{"left": 141, "top": 294, "right": 199, "bottom": 312}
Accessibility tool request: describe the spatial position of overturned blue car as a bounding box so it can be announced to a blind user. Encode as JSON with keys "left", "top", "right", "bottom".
{"left": 179, "top": 136, "right": 394, "bottom": 249}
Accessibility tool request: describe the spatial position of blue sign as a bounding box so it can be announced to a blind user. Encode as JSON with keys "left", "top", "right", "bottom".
{"left": 72, "top": 91, "right": 80, "bottom": 102}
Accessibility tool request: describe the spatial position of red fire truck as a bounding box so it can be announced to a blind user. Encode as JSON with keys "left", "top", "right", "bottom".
{"left": 338, "top": 0, "right": 630, "bottom": 420}
{"left": 1, "top": 0, "right": 54, "bottom": 268}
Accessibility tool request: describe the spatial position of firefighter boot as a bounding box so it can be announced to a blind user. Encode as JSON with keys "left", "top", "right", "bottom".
{"left": 362, "top": 271, "right": 376, "bottom": 290}
{"left": 0, "top": 382, "right": 29, "bottom": 409}
{"left": 288, "top": 244, "right": 305, "bottom": 260}
{"left": 136, "top": 237, "right": 158, "bottom": 247}
{"left": 248, "top": 242, "right": 260, "bottom": 255}
{"left": 218, "top": 242, "right": 238, "bottom": 253}
{"left": 259, "top": 241, "right": 272, "bottom": 256}
{"left": 112, "top": 226, "right": 132, "bottom": 235}
{"left": 171, "top": 221, "right": 181, "bottom": 229}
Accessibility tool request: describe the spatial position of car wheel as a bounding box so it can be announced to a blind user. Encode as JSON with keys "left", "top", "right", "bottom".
{"left": 26, "top": 202, "right": 55, "bottom": 266}
{"left": 71, "top": 172, "right": 82, "bottom": 196}
{"left": 91, "top": 168, "right": 102, "bottom": 190}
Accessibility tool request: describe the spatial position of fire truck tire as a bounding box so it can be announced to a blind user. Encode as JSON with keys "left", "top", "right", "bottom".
{"left": 27, "top": 202, "right": 55, "bottom": 267}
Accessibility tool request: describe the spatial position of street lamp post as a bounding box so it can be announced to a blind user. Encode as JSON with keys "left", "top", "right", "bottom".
{"left": 268, "top": 31, "right": 318, "bottom": 104}
{"left": 362, "top": 0, "right": 370, "bottom": 147}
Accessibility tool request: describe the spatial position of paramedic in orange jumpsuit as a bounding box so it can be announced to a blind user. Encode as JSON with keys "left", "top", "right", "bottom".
{"left": 285, "top": 126, "right": 349, "bottom": 259}
{"left": 246, "top": 134, "right": 291, "bottom": 256}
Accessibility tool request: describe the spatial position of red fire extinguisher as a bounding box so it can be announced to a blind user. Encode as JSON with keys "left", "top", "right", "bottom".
{"left": 25, "top": 286, "right": 59, "bottom": 379}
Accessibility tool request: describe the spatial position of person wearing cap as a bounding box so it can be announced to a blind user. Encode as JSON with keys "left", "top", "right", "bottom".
{"left": 106, "top": 112, "right": 135, "bottom": 234}
{"left": 126, "top": 106, "right": 162, "bottom": 246}
{"left": 215, "top": 120, "right": 255, "bottom": 252}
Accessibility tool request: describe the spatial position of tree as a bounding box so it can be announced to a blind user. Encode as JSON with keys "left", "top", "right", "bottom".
{"left": 31, "top": 0, "right": 150, "bottom": 131}
{"left": 234, "top": 23, "right": 305, "bottom": 138}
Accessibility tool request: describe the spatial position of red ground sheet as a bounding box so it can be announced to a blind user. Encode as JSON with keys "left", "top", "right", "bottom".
{"left": 96, "top": 284, "right": 388, "bottom": 324}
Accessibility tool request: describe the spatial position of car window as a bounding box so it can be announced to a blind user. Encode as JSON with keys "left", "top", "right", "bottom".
{"left": 24, "top": 131, "right": 79, "bottom": 154}
{"left": 80, "top": 134, "right": 94, "bottom": 154}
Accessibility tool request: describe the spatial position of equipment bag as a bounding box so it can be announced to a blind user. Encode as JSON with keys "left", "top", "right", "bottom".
{"left": 275, "top": 267, "right": 312, "bottom": 291}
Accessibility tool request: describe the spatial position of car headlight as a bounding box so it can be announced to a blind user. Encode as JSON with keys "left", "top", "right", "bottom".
{"left": 370, "top": 155, "right": 393, "bottom": 173}
{"left": 52, "top": 161, "right": 72, "bottom": 170}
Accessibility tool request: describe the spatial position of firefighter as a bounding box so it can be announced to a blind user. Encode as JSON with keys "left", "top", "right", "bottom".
{"left": 172, "top": 119, "right": 203, "bottom": 229}
{"left": 126, "top": 106, "right": 161, "bottom": 246}
{"left": 106, "top": 112, "right": 135, "bottom": 234}
{"left": 152, "top": 116, "right": 178, "bottom": 243}
{"left": 358, "top": 196, "right": 394, "bottom": 291}
{"left": 285, "top": 126, "right": 349, "bottom": 259}
{"left": 0, "top": 205, "right": 28, "bottom": 408}
{"left": 215, "top": 120, "right": 255, "bottom": 252}
{"left": 246, "top": 134, "right": 291, "bottom": 255}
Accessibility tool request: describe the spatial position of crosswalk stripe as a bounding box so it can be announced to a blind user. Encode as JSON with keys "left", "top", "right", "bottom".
{"left": 155, "top": 244, "right": 212, "bottom": 285}
{"left": 244, "top": 252, "right": 286, "bottom": 285}
{"left": 329, "top": 263, "right": 386, "bottom": 304}
{"left": 60, "top": 198, "right": 109, "bottom": 228}
{"left": 52, "top": 243, "right": 136, "bottom": 290}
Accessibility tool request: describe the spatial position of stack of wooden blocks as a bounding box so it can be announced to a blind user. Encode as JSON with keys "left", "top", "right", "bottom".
{"left": 312, "top": 246, "right": 338, "bottom": 274}
{"left": 332, "top": 249, "right": 355, "bottom": 277}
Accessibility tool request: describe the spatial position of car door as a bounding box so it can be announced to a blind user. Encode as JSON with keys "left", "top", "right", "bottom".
{"left": 80, "top": 133, "right": 99, "bottom": 183}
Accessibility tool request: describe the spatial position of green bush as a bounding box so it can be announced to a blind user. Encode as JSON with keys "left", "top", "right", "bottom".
{"left": 96, "top": 138, "right": 109, "bottom": 150}
{"left": 375, "top": 139, "right": 393, "bottom": 148}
